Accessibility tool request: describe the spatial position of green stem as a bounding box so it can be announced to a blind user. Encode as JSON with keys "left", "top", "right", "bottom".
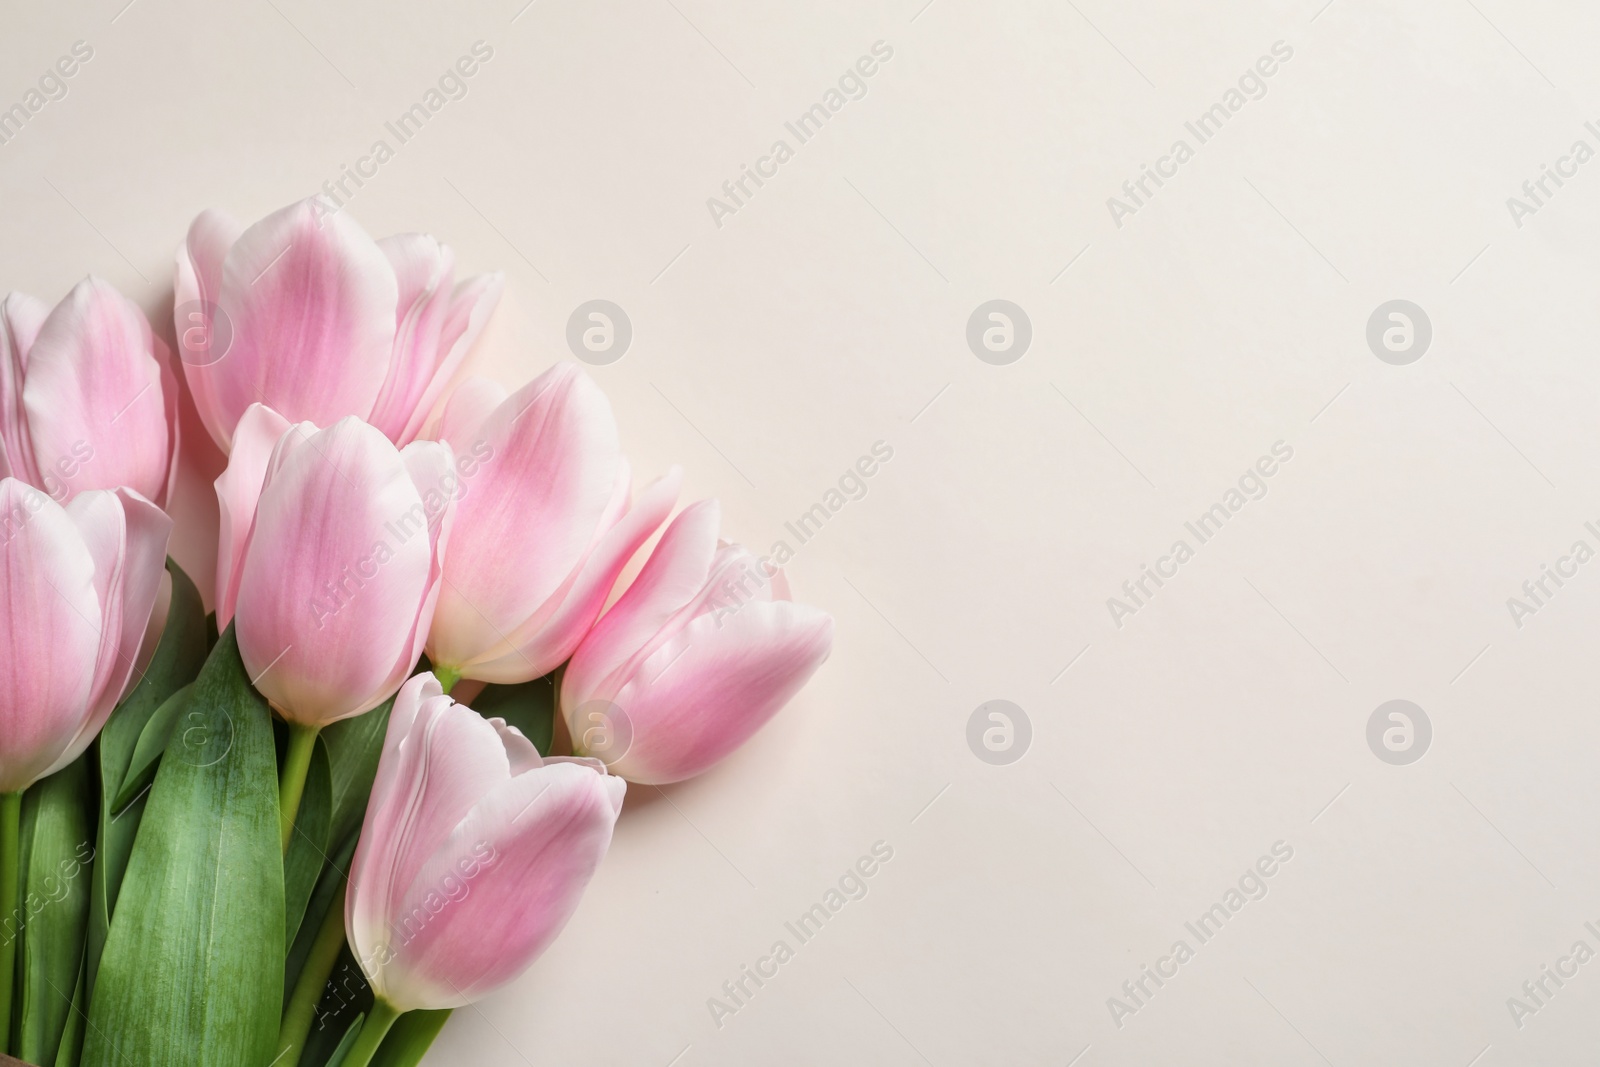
{"left": 432, "top": 665, "right": 460, "bottom": 694}
{"left": 279, "top": 722, "right": 321, "bottom": 854}
{"left": 275, "top": 878, "right": 348, "bottom": 1067}
{"left": 0, "top": 790, "right": 20, "bottom": 1054}
{"left": 342, "top": 997, "right": 401, "bottom": 1067}
{"left": 372, "top": 1008, "right": 452, "bottom": 1067}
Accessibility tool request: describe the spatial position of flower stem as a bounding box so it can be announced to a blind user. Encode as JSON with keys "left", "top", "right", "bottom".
{"left": 275, "top": 878, "right": 348, "bottom": 1067}
{"left": 341, "top": 997, "right": 401, "bottom": 1067}
{"left": 0, "top": 791, "right": 18, "bottom": 1053}
{"left": 279, "top": 722, "right": 320, "bottom": 854}
{"left": 433, "top": 665, "right": 461, "bottom": 694}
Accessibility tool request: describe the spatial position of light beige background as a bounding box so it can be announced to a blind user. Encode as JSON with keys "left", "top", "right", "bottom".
{"left": 5, "top": 0, "right": 1600, "bottom": 1064}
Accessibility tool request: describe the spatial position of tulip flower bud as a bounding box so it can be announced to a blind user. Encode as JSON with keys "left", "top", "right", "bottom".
{"left": 560, "top": 500, "right": 834, "bottom": 785}
{"left": 424, "top": 365, "right": 679, "bottom": 685}
{"left": 175, "top": 199, "right": 502, "bottom": 452}
{"left": 216, "top": 405, "right": 454, "bottom": 728}
{"left": 0, "top": 279, "right": 178, "bottom": 505}
{"left": 0, "top": 478, "right": 171, "bottom": 792}
{"left": 346, "top": 673, "right": 625, "bottom": 1011}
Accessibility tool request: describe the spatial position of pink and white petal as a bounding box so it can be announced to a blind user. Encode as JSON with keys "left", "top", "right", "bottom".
{"left": 232, "top": 419, "right": 433, "bottom": 726}
{"left": 347, "top": 679, "right": 455, "bottom": 967}
{"left": 488, "top": 719, "right": 542, "bottom": 775}
{"left": 174, "top": 209, "right": 243, "bottom": 449}
{"left": 156, "top": 337, "right": 180, "bottom": 509}
{"left": 603, "top": 600, "right": 834, "bottom": 784}
{"left": 465, "top": 467, "right": 680, "bottom": 684}
{"left": 395, "top": 272, "right": 503, "bottom": 446}
{"left": 561, "top": 498, "right": 720, "bottom": 708}
{"left": 429, "top": 376, "right": 506, "bottom": 451}
{"left": 369, "top": 235, "right": 455, "bottom": 442}
{"left": 0, "top": 293, "right": 47, "bottom": 485}
{"left": 431, "top": 366, "right": 621, "bottom": 667}
{"left": 22, "top": 278, "right": 169, "bottom": 502}
{"left": 210, "top": 200, "right": 396, "bottom": 444}
{"left": 354, "top": 699, "right": 513, "bottom": 978}
{"left": 0, "top": 481, "right": 102, "bottom": 792}
{"left": 47, "top": 489, "right": 171, "bottom": 777}
{"left": 212, "top": 403, "right": 291, "bottom": 627}
{"left": 379, "top": 761, "right": 623, "bottom": 1010}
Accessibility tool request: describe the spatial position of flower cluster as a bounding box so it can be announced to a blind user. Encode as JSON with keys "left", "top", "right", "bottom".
{"left": 0, "top": 199, "right": 832, "bottom": 1067}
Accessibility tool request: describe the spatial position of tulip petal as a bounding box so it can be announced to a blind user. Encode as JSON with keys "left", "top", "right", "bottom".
{"left": 0, "top": 293, "right": 47, "bottom": 486}
{"left": 396, "top": 272, "right": 502, "bottom": 446}
{"left": 48, "top": 488, "right": 171, "bottom": 778}
{"left": 233, "top": 418, "right": 434, "bottom": 726}
{"left": 369, "top": 235, "right": 456, "bottom": 443}
{"left": 464, "top": 467, "right": 681, "bottom": 684}
{"left": 22, "top": 278, "right": 169, "bottom": 503}
{"left": 0, "top": 481, "right": 100, "bottom": 792}
{"left": 561, "top": 498, "right": 721, "bottom": 706}
{"left": 377, "top": 760, "right": 623, "bottom": 1009}
{"left": 174, "top": 209, "right": 243, "bottom": 449}
{"left": 602, "top": 600, "right": 834, "bottom": 783}
{"left": 431, "top": 376, "right": 507, "bottom": 449}
{"left": 213, "top": 403, "right": 292, "bottom": 627}
{"left": 209, "top": 200, "right": 397, "bottom": 445}
{"left": 429, "top": 366, "right": 621, "bottom": 672}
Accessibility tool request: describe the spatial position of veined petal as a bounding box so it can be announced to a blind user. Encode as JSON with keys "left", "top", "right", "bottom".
{"left": 369, "top": 235, "right": 455, "bottom": 443}
{"left": 0, "top": 480, "right": 100, "bottom": 792}
{"left": 210, "top": 200, "right": 397, "bottom": 446}
{"left": 601, "top": 600, "right": 834, "bottom": 784}
{"left": 0, "top": 293, "right": 47, "bottom": 486}
{"left": 395, "top": 271, "right": 502, "bottom": 446}
{"left": 22, "top": 278, "right": 169, "bottom": 503}
{"left": 232, "top": 418, "right": 435, "bottom": 726}
{"left": 174, "top": 209, "right": 243, "bottom": 449}
{"left": 213, "top": 403, "right": 292, "bottom": 627}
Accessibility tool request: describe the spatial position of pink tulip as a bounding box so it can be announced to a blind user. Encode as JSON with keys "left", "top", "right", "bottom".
{"left": 0, "top": 279, "right": 177, "bottom": 505}
{"left": 346, "top": 672, "right": 625, "bottom": 1011}
{"left": 560, "top": 500, "right": 833, "bottom": 785}
{"left": 216, "top": 405, "right": 454, "bottom": 728}
{"left": 0, "top": 478, "right": 170, "bottom": 792}
{"left": 424, "top": 365, "right": 679, "bottom": 686}
{"left": 175, "top": 199, "right": 502, "bottom": 452}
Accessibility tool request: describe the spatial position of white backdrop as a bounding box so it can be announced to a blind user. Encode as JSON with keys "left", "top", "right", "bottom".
{"left": 5, "top": 1, "right": 1600, "bottom": 1064}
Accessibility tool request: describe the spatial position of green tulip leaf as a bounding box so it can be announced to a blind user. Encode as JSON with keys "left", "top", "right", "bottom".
{"left": 15, "top": 756, "right": 93, "bottom": 1065}
{"left": 52, "top": 954, "right": 86, "bottom": 1067}
{"left": 322, "top": 1011, "right": 365, "bottom": 1067}
{"left": 86, "top": 558, "right": 208, "bottom": 997}
{"left": 322, "top": 698, "right": 393, "bottom": 855}
{"left": 81, "top": 626, "right": 283, "bottom": 1067}
{"left": 109, "top": 684, "right": 192, "bottom": 815}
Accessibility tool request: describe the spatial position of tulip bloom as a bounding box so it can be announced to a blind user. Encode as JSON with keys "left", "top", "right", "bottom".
{"left": 0, "top": 478, "right": 171, "bottom": 793}
{"left": 344, "top": 673, "right": 624, "bottom": 1032}
{"left": 175, "top": 199, "right": 502, "bottom": 452}
{"left": 216, "top": 405, "right": 454, "bottom": 732}
{"left": 1, "top": 279, "right": 177, "bottom": 504}
{"left": 424, "top": 365, "right": 679, "bottom": 687}
{"left": 560, "top": 500, "right": 833, "bottom": 785}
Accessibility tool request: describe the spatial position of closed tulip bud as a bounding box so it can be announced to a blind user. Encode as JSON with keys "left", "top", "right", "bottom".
{"left": 216, "top": 404, "right": 454, "bottom": 728}
{"left": 0, "top": 478, "right": 171, "bottom": 792}
{"left": 175, "top": 199, "right": 502, "bottom": 452}
{"left": 424, "top": 365, "right": 679, "bottom": 687}
{"left": 560, "top": 500, "right": 833, "bottom": 785}
{"left": 0, "top": 279, "right": 178, "bottom": 505}
{"left": 346, "top": 672, "right": 625, "bottom": 1013}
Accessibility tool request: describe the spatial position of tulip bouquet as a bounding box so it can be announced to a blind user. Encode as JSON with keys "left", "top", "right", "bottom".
{"left": 0, "top": 200, "right": 833, "bottom": 1067}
